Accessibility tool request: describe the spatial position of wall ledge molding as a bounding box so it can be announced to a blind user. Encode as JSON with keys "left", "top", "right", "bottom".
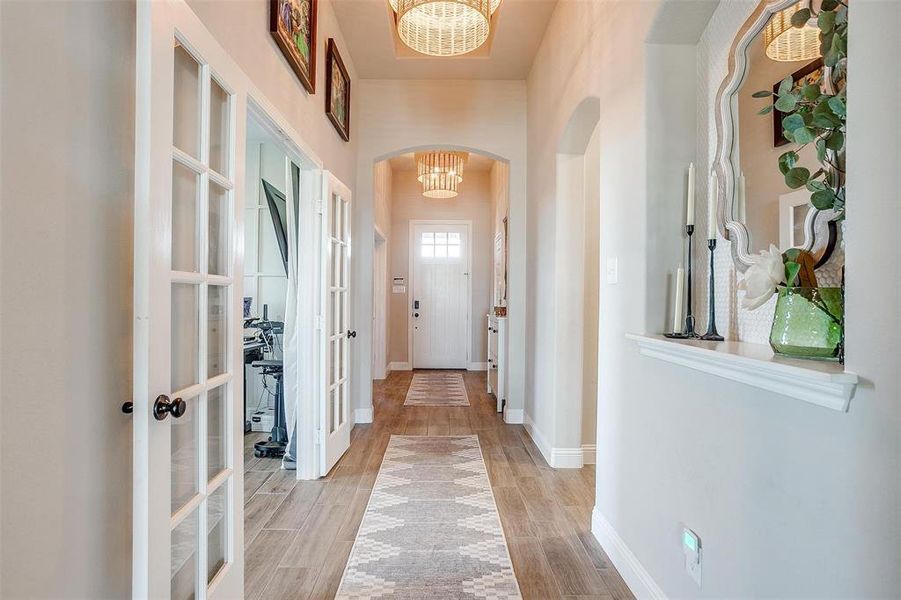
{"left": 354, "top": 407, "right": 373, "bottom": 424}
{"left": 388, "top": 361, "right": 412, "bottom": 371}
{"left": 627, "top": 333, "right": 858, "bottom": 412}
{"left": 591, "top": 507, "right": 667, "bottom": 600}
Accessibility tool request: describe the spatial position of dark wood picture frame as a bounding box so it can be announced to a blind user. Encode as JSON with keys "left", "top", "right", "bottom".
{"left": 269, "top": 0, "right": 318, "bottom": 94}
{"left": 325, "top": 38, "right": 351, "bottom": 142}
{"left": 773, "top": 57, "right": 823, "bottom": 147}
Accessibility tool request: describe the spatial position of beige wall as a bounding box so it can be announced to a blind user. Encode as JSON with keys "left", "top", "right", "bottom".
{"left": 737, "top": 33, "right": 816, "bottom": 249}
{"left": 388, "top": 168, "right": 493, "bottom": 366}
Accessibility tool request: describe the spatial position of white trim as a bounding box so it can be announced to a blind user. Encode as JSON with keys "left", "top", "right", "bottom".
{"left": 627, "top": 334, "right": 858, "bottom": 412}
{"left": 468, "top": 362, "right": 488, "bottom": 371}
{"left": 582, "top": 444, "right": 597, "bottom": 465}
{"left": 502, "top": 407, "right": 524, "bottom": 424}
{"left": 550, "top": 448, "right": 584, "bottom": 469}
{"left": 354, "top": 407, "right": 373, "bottom": 424}
{"left": 408, "top": 219, "right": 473, "bottom": 370}
{"left": 388, "top": 361, "right": 412, "bottom": 371}
{"left": 591, "top": 507, "right": 667, "bottom": 600}
{"left": 523, "top": 413, "right": 551, "bottom": 464}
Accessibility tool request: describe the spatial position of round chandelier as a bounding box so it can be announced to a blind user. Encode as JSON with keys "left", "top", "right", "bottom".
{"left": 416, "top": 151, "right": 468, "bottom": 198}
{"left": 764, "top": 1, "right": 821, "bottom": 62}
{"left": 392, "top": 0, "right": 498, "bottom": 57}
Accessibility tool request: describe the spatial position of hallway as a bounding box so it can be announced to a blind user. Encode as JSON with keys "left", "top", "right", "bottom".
{"left": 244, "top": 371, "right": 633, "bottom": 599}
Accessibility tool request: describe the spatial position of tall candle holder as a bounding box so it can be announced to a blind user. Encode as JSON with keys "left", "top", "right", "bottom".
{"left": 665, "top": 224, "right": 699, "bottom": 339}
{"left": 700, "top": 238, "right": 724, "bottom": 341}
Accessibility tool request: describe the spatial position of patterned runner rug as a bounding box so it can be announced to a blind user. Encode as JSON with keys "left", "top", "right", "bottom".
{"left": 403, "top": 371, "right": 470, "bottom": 406}
{"left": 336, "top": 435, "right": 522, "bottom": 599}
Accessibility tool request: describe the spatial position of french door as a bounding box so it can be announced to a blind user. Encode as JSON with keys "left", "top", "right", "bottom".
{"left": 320, "top": 173, "right": 353, "bottom": 474}
{"left": 133, "top": 1, "right": 245, "bottom": 597}
{"left": 411, "top": 221, "right": 471, "bottom": 369}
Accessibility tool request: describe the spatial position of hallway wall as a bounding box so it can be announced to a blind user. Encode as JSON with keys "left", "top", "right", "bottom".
{"left": 527, "top": 0, "right": 901, "bottom": 597}
{"left": 387, "top": 168, "right": 494, "bottom": 367}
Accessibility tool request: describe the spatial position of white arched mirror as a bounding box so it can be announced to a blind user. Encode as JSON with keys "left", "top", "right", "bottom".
{"left": 713, "top": 0, "right": 842, "bottom": 272}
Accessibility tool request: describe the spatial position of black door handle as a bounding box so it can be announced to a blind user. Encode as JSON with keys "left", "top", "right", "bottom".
{"left": 154, "top": 394, "right": 187, "bottom": 421}
{"left": 122, "top": 402, "right": 134, "bottom": 414}
{"left": 347, "top": 330, "right": 357, "bottom": 338}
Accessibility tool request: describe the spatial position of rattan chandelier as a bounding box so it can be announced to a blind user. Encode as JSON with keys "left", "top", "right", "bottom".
{"left": 392, "top": 0, "right": 497, "bottom": 57}
{"left": 764, "top": 1, "right": 821, "bottom": 62}
{"left": 416, "top": 151, "right": 468, "bottom": 198}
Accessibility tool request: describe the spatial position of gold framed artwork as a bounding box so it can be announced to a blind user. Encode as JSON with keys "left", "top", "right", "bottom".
{"left": 270, "top": 0, "right": 318, "bottom": 94}
{"left": 325, "top": 38, "right": 350, "bottom": 142}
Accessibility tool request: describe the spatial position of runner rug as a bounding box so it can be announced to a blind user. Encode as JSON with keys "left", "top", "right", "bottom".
{"left": 336, "top": 435, "right": 522, "bottom": 599}
{"left": 403, "top": 371, "right": 470, "bottom": 407}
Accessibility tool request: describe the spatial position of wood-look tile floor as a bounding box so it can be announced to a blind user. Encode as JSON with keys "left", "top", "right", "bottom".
{"left": 244, "top": 370, "right": 635, "bottom": 600}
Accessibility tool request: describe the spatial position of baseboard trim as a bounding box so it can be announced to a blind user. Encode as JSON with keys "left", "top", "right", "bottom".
{"left": 582, "top": 444, "right": 597, "bottom": 465}
{"left": 354, "top": 407, "right": 373, "bottom": 424}
{"left": 523, "top": 413, "right": 552, "bottom": 464}
{"left": 550, "top": 447, "right": 584, "bottom": 469}
{"left": 591, "top": 507, "right": 667, "bottom": 600}
{"left": 388, "top": 361, "right": 411, "bottom": 371}
{"left": 503, "top": 407, "right": 524, "bottom": 425}
{"left": 467, "top": 362, "right": 488, "bottom": 371}
{"left": 523, "top": 415, "right": 596, "bottom": 468}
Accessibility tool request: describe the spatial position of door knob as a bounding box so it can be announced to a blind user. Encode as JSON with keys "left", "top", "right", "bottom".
{"left": 122, "top": 402, "right": 134, "bottom": 414}
{"left": 413, "top": 312, "right": 419, "bottom": 318}
{"left": 347, "top": 330, "right": 357, "bottom": 338}
{"left": 154, "top": 395, "right": 187, "bottom": 421}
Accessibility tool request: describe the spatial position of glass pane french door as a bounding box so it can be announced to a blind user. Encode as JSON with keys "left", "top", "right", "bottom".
{"left": 168, "top": 38, "right": 236, "bottom": 600}
{"left": 326, "top": 191, "right": 349, "bottom": 436}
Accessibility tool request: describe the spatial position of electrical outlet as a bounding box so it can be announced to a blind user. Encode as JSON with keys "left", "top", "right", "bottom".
{"left": 682, "top": 527, "right": 702, "bottom": 588}
{"left": 606, "top": 258, "right": 618, "bottom": 284}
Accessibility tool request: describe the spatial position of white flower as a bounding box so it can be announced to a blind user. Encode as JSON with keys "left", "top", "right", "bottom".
{"left": 739, "top": 244, "right": 785, "bottom": 310}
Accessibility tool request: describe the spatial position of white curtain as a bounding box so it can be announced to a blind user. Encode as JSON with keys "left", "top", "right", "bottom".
{"left": 281, "top": 158, "right": 301, "bottom": 467}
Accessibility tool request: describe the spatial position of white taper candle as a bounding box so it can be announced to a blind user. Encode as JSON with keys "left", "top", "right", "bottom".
{"left": 686, "top": 163, "right": 695, "bottom": 227}
{"left": 673, "top": 266, "right": 685, "bottom": 332}
{"left": 707, "top": 171, "right": 718, "bottom": 240}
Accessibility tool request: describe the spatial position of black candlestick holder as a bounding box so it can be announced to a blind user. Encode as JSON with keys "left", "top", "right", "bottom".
{"left": 665, "top": 224, "right": 699, "bottom": 339}
{"left": 700, "top": 238, "right": 724, "bottom": 341}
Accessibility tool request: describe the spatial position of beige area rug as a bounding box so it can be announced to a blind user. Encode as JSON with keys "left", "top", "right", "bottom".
{"left": 335, "top": 435, "right": 522, "bottom": 599}
{"left": 403, "top": 371, "right": 470, "bottom": 407}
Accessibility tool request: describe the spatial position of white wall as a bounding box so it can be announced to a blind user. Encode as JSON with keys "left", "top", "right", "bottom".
{"left": 529, "top": 0, "right": 901, "bottom": 597}
{"left": 387, "top": 168, "right": 493, "bottom": 366}
{"left": 354, "top": 79, "right": 527, "bottom": 419}
{"left": 0, "top": 0, "right": 359, "bottom": 596}
{"left": 1, "top": 2, "right": 135, "bottom": 597}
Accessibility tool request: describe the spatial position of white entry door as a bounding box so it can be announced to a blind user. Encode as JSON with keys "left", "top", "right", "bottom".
{"left": 132, "top": 1, "right": 245, "bottom": 597}
{"left": 320, "top": 173, "right": 353, "bottom": 474}
{"left": 411, "top": 222, "right": 471, "bottom": 369}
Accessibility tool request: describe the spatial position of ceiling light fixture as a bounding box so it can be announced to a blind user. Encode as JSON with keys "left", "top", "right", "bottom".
{"left": 416, "top": 151, "right": 468, "bottom": 198}
{"left": 763, "top": 1, "right": 821, "bottom": 62}
{"left": 394, "top": 0, "right": 494, "bottom": 57}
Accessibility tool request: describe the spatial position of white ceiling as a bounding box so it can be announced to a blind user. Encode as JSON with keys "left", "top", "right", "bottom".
{"left": 388, "top": 151, "right": 496, "bottom": 172}
{"left": 331, "top": 0, "right": 558, "bottom": 79}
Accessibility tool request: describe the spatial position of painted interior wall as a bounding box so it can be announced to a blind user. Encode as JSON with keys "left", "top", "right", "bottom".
{"left": 529, "top": 0, "right": 901, "bottom": 597}
{"left": 489, "top": 161, "right": 510, "bottom": 306}
{"left": 372, "top": 161, "right": 393, "bottom": 378}
{"left": 582, "top": 125, "right": 601, "bottom": 452}
{"left": 353, "top": 79, "right": 527, "bottom": 419}
{"left": 737, "top": 33, "right": 816, "bottom": 249}
{"left": 0, "top": 0, "right": 359, "bottom": 596}
{"left": 0, "top": 2, "right": 135, "bottom": 597}
{"left": 387, "top": 167, "right": 493, "bottom": 366}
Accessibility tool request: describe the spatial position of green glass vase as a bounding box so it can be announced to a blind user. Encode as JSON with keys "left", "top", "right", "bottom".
{"left": 769, "top": 287, "right": 843, "bottom": 360}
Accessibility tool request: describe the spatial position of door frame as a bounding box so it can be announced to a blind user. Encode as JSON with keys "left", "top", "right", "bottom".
{"left": 407, "top": 219, "right": 473, "bottom": 370}
{"left": 372, "top": 226, "right": 388, "bottom": 380}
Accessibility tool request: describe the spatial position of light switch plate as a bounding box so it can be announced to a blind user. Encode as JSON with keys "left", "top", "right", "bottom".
{"left": 682, "top": 527, "right": 702, "bottom": 588}
{"left": 606, "top": 258, "right": 618, "bottom": 284}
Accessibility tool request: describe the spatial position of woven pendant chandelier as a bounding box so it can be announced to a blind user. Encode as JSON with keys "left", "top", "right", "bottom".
{"left": 416, "top": 151, "right": 468, "bottom": 198}
{"left": 763, "top": 1, "right": 821, "bottom": 62}
{"left": 396, "top": 0, "right": 492, "bottom": 57}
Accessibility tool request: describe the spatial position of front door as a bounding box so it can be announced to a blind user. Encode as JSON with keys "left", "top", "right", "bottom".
{"left": 320, "top": 173, "right": 353, "bottom": 474}
{"left": 411, "top": 222, "right": 470, "bottom": 369}
{"left": 132, "top": 1, "right": 245, "bottom": 597}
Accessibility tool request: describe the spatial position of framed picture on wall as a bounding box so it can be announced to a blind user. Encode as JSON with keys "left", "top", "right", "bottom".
{"left": 325, "top": 38, "right": 351, "bottom": 142}
{"left": 269, "top": 0, "right": 318, "bottom": 94}
{"left": 772, "top": 58, "right": 823, "bottom": 147}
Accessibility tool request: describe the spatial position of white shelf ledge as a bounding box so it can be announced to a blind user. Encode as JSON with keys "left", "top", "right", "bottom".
{"left": 626, "top": 334, "right": 858, "bottom": 412}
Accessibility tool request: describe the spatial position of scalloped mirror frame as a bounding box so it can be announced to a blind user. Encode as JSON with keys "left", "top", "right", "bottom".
{"left": 713, "top": 0, "right": 838, "bottom": 273}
